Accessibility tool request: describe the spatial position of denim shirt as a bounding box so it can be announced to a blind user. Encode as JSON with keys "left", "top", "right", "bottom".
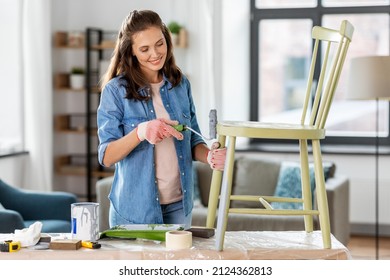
{"left": 97, "top": 74, "right": 205, "bottom": 224}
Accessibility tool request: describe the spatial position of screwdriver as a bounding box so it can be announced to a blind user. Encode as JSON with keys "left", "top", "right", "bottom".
{"left": 172, "top": 109, "right": 218, "bottom": 141}
{"left": 81, "top": 241, "right": 101, "bottom": 249}
{"left": 173, "top": 124, "right": 213, "bottom": 141}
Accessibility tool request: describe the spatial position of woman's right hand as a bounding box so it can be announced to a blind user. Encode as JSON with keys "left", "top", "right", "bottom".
{"left": 136, "top": 118, "right": 184, "bottom": 144}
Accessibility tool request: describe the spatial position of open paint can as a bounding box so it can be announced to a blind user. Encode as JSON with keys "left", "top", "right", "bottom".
{"left": 71, "top": 202, "right": 99, "bottom": 241}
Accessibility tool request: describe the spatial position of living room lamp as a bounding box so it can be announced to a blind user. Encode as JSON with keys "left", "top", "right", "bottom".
{"left": 346, "top": 55, "right": 390, "bottom": 260}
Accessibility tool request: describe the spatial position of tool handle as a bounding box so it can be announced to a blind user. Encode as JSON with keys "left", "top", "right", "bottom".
{"left": 81, "top": 241, "right": 101, "bottom": 249}
{"left": 172, "top": 124, "right": 186, "bottom": 132}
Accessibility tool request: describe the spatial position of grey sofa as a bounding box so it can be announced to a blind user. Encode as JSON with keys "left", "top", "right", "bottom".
{"left": 96, "top": 155, "right": 350, "bottom": 245}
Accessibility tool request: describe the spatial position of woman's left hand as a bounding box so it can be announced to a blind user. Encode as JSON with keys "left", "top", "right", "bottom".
{"left": 206, "top": 142, "right": 226, "bottom": 171}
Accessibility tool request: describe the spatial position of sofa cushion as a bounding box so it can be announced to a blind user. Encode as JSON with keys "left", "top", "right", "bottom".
{"left": 271, "top": 162, "right": 316, "bottom": 209}
{"left": 194, "top": 162, "right": 213, "bottom": 207}
{"left": 231, "top": 157, "right": 281, "bottom": 208}
{"left": 271, "top": 161, "right": 336, "bottom": 209}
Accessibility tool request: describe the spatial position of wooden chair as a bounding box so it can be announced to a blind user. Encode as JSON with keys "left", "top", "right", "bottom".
{"left": 206, "top": 20, "right": 354, "bottom": 251}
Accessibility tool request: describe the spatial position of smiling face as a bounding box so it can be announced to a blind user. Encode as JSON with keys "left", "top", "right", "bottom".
{"left": 131, "top": 26, "right": 167, "bottom": 83}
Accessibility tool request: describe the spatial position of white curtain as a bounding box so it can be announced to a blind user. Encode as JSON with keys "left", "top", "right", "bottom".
{"left": 199, "top": 0, "right": 218, "bottom": 110}
{"left": 187, "top": 0, "right": 250, "bottom": 148}
{"left": 22, "top": 0, "right": 52, "bottom": 191}
{"left": 187, "top": 0, "right": 222, "bottom": 142}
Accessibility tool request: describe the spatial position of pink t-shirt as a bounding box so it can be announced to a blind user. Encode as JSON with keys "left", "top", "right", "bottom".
{"left": 150, "top": 81, "right": 182, "bottom": 204}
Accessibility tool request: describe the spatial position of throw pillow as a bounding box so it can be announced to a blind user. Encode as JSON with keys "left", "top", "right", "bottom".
{"left": 0, "top": 202, "right": 5, "bottom": 210}
{"left": 271, "top": 161, "right": 335, "bottom": 209}
{"left": 271, "top": 162, "right": 316, "bottom": 210}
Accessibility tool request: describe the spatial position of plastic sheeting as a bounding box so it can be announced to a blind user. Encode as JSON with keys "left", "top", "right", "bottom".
{"left": 0, "top": 230, "right": 350, "bottom": 260}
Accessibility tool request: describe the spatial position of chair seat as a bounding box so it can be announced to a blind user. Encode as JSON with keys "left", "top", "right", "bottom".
{"left": 218, "top": 121, "right": 325, "bottom": 139}
{"left": 24, "top": 220, "right": 71, "bottom": 233}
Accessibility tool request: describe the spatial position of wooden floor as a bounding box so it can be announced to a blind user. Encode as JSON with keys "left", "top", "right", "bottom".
{"left": 347, "top": 235, "right": 390, "bottom": 260}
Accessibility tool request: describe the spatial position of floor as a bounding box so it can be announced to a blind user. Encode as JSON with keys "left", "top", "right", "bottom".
{"left": 347, "top": 235, "right": 390, "bottom": 260}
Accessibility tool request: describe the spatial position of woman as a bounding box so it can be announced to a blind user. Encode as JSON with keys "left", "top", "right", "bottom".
{"left": 97, "top": 10, "right": 225, "bottom": 229}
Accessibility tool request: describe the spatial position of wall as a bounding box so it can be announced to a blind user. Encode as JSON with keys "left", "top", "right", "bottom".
{"left": 0, "top": 154, "right": 28, "bottom": 187}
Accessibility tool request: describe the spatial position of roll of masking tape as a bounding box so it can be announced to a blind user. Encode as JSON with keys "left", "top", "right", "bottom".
{"left": 165, "top": 230, "right": 192, "bottom": 249}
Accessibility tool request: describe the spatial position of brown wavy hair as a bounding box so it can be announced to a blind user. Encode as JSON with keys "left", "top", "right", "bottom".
{"left": 100, "top": 10, "right": 182, "bottom": 101}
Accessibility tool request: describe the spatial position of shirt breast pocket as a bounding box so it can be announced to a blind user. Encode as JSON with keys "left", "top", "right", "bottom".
{"left": 181, "top": 112, "right": 191, "bottom": 127}
{"left": 179, "top": 112, "right": 192, "bottom": 139}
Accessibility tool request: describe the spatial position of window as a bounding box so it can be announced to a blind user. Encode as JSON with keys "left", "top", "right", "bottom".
{"left": 0, "top": 0, "right": 24, "bottom": 154}
{"left": 250, "top": 0, "right": 390, "bottom": 147}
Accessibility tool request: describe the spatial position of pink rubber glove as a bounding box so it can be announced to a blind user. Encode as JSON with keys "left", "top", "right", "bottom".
{"left": 207, "top": 142, "right": 227, "bottom": 171}
{"left": 137, "top": 118, "right": 184, "bottom": 144}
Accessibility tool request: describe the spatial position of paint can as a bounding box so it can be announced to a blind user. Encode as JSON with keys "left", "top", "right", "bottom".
{"left": 71, "top": 202, "right": 99, "bottom": 241}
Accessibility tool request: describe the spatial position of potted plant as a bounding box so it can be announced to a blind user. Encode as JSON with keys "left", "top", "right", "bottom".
{"left": 70, "top": 67, "right": 85, "bottom": 89}
{"left": 168, "top": 21, "right": 182, "bottom": 46}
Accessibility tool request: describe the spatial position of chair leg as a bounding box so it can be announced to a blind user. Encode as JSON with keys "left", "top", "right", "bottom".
{"left": 206, "top": 135, "right": 226, "bottom": 228}
{"left": 206, "top": 171, "right": 223, "bottom": 228}
{"left": 312, "top": 140, "right": 332, "bottom": 249}
{"left": 299, "top": 139, "right": 314, "bottom": 232}
{"left": 215, "top": 136, "right": 236, "bottom": 251}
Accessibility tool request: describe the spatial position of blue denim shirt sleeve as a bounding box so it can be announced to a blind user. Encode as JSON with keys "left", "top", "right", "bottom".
{"left": 97, "top": 81, "right": 125, "bottom": 167}
{"left": 96, "top": 75, "right": 206, "bottom": 224}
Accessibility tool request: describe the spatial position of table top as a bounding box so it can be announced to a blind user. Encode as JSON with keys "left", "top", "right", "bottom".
{"left": 0, "top": 230, "right": 350, "bottom": 260}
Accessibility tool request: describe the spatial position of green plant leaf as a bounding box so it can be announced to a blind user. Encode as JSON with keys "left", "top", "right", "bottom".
{"left": 168, "top": 21, "right": 181, "bottom": 34}
{"left": 71, "top": 67, "right": 84, "bottom": 74}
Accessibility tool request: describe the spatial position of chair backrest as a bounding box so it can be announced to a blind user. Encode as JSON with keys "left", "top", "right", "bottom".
{"left": 301, "top": 20, "right": 354, "bottom": 129}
